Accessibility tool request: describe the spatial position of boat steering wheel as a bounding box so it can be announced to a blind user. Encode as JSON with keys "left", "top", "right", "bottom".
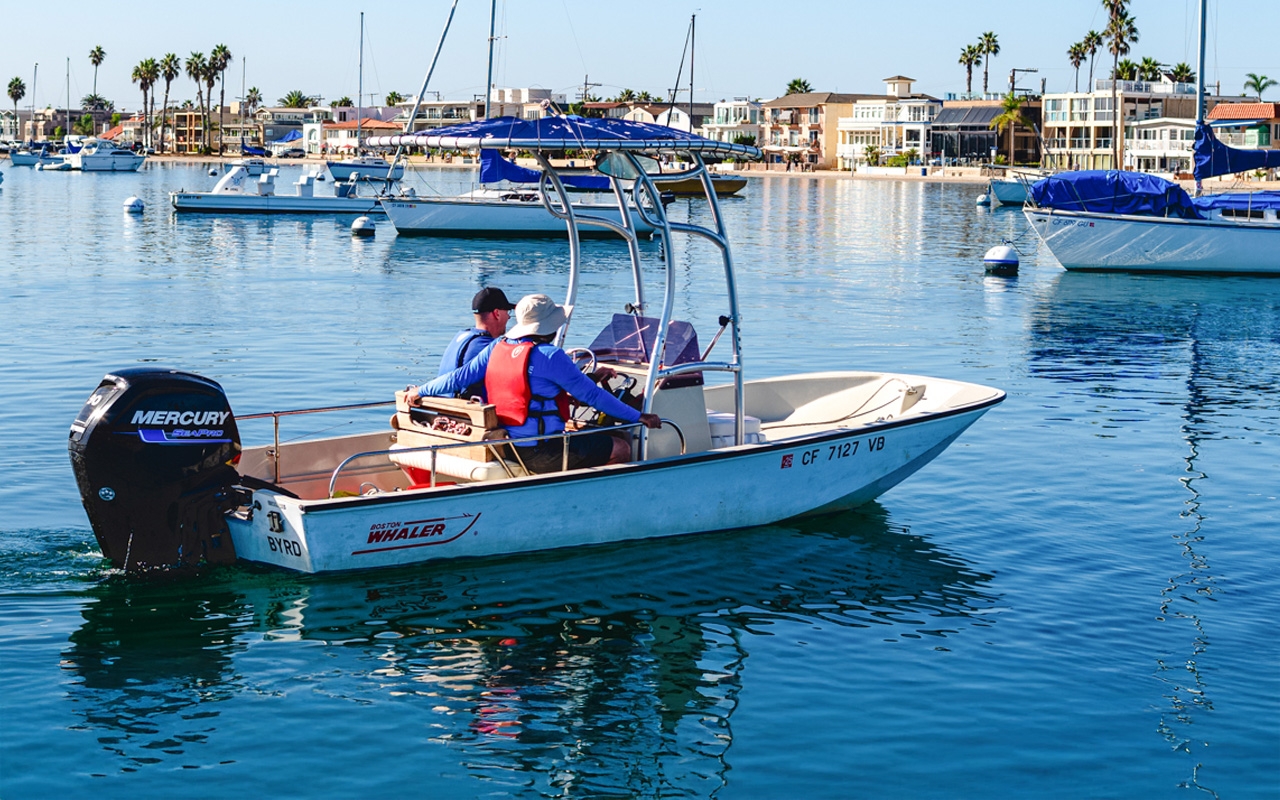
{"left": 565, "top": 347, "right": 597, "bottom": 375}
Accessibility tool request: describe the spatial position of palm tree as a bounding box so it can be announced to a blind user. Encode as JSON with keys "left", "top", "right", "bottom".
{"left": 862, "top": 144, "right": 881, "bottom": 166}
{"left": 131, "top": 59, "right": 155, "bottom": 149}
{"left": 785, "top": 78, "right": 812, "bottom": 96}
{"left": 210, "top": 44, "right": 232, "bottom": 154}
{"left": 89, "top": 46, "right": 106, "bottom": 98}
{"left": 1068, "top": 43, "right": 1088, "bottom": 93}
{"left": 1103, "top": 1, "right": 1138, "bottom": 168}
{"left": 81, "top": 94, "right": 109, "bottom": 110}
{"left": 978, "top": 32, "right": 1000, "bottom": 94}
{"left": 158, "top": 53, "right": 180, "bottom": 154}
{"left": 959, "top": 45, "right": 982, "bottom": 95}
{"left": 331, "top": 96, "right": 353, "bottom": 108}
{"left": 1082, "top": 30, "right": 1104, "bottom": 90}
{"left": 202, "top": 56, "right": 220, "bottom": 152}
{"left": 384, "top": 90, "right": 405, "bottom": 106}
{"left": 186, "top": 52, "right": 207, "bottom": 151}
{"left": 1138, "top": 56, "right": 1162, "bottom": 82}
{"left": 141, "top": 58, "right": 160, "bottom": 149}
{"left": 245, "top": 87, "right": 262, "bottom": 115}
{"left": 1113, "top": 59, "right": 1138, "bottom": 81}
{"left": 8, "top": 78, "right": 25, "bottom": 136}
{"left": 1243, "top": 73, "right": 1277, "bottom": 100}
{"left": 279, "top": 90, "right": 312, "bottom": 109}
{"left": 636, "top": 90, "right": 658, "bottom": 102}
{"left": 989, "top": 92, "right": 1034, "bottom": 166}
{"left": 1170, "top": 62, "right": 1195, "bottom": 84}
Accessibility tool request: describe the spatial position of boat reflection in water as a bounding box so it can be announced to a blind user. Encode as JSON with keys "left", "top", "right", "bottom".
{"left": 63, "top": 507, "right": 999, "bottom": 792}
{"left": 1027, "top": 272, "right": 1280, "bottom": 796}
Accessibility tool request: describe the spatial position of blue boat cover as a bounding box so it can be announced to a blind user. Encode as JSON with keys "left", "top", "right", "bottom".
{"left": 478, "top": 149, "right": 611, "bottom": 190}
{"left": 1031, "top": 171, "right": 1201, "bottom": 219}
{"left": 1194, "top": 122, "right": 1280, "bottom": 181}
{"left": 1191, "top": 190, "right": 1280, "bottom": 212}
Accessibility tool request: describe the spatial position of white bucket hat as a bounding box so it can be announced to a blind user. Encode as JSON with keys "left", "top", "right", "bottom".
{"left": 507, "top": 293, "right": 567, "bottom": 338}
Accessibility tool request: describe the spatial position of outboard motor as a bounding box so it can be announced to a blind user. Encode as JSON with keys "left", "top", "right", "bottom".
{"left": 68, "top": 368, "right": 244, "bottom": 571}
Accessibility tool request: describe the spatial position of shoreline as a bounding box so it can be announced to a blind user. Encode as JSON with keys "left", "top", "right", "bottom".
{"left": 124, "top": 154, "right": 1280, "bottom": 190}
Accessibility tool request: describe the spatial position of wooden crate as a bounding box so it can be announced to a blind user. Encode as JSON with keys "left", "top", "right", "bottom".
{"left": 391, "top": 391, "right": 507, "bottom": 461}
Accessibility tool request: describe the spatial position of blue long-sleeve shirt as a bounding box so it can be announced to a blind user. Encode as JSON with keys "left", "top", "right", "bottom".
{"left": 420, "top": 338, "right": 641, "bottom": 444}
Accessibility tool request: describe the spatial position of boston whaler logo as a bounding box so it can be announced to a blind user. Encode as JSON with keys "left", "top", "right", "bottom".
{"left": 130, "top": 409, "right": 233, "bottom": 443}
{"left": 353, "top": 513, "right": 481, "bottom": 555}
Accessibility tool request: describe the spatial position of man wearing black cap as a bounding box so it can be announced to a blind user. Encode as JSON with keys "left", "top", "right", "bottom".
{"left": 436, "top": 287, "right": 516, "bottom": 398}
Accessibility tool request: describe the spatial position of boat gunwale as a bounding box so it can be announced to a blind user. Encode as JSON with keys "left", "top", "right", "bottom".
{"left": 1024, "top": 206, "right": 1280, "bottom": 231}
{"left": 277, "top": 388, "right": 1005, "bottom": 514}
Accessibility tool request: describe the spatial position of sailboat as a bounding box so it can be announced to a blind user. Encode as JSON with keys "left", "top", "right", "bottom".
{"left": 325, "top": 13, "right": 403, "bottom": 182}
{"left": 1023, "top": 0, "right": 1280, "bottom": 273}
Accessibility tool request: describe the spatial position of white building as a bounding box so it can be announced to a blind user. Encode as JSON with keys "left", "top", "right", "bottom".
{"left": 702, "top": 98, "right": 763, "bottom": 144}
{"left": 835, "top": 76, "right": 941, "bottom": 169}
{"left": 488, "top": 87, "right": 568, "bottom": 120}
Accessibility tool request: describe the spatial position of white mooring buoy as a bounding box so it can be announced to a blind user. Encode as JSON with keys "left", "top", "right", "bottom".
{"left": 351, "top": 216, "right": 376, "bottom": 237}
{"left": 208, "top": 167, "right": 218, "bottom": 176}
{"left": 122, "top": 196, "right": 144, "bottom": 213}
{"left": 976, "top": 193, "right": 991, "bottom": 206}
{"left": 983, "top": 244, "right": 1019, "bottom": 275}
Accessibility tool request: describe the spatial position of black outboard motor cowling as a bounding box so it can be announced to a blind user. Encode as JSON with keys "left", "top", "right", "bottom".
{"left": 69, "top": 368, "right": 244, "bottom": 571}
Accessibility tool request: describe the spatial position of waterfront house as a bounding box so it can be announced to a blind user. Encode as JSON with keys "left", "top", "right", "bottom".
{"left": 1205, "top": 102, "right": 1279, "bottom": 157}
{"left": 931, "top": 97, "right": 1041, "bottom": 166}
{"left": 702, "top": 98, "right": 763, "bottom": 145}
{"left": 761, "top": 93, "right": 866, "bottom": 169}
{"left": 835, "top": 77, "right": 942, "bottom": 169}
{"left": 317, "top": 117, "right": 400, "bottom": 155}
{"left": 1040, "top": 78, "right": 1247, "bottom": 170}
{"left": 489, "top": 88, "right": 568, "bottom": 120}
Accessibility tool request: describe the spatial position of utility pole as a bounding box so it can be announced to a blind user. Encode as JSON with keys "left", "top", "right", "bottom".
{"left": 578, "top": 74, "right": 600, "bottom": 112}
{"left": 1009, "top": 68, "right": 1038, "bottom": 94}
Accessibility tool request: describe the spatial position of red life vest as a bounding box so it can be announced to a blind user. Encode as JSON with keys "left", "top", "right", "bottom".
{"left": 485, "top": 340, "right": 569, "bottom": 429}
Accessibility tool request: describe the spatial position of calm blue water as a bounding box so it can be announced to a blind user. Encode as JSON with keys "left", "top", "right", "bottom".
{"left": 1, "top": 162, "right": 1277, "bottom": 797}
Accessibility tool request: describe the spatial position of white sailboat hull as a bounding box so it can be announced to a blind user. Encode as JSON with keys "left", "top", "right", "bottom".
{"left": 226, "top": 372, "right": 1003, "bottom": 574}
{"left": 381, "top": 196, "right": 656, "bottom": 237}
{"left": 1025, "top": 208, "right": 1280, "bottom": 273}
{"left": 171, "top": 192, "right": 385, "bottom": 214}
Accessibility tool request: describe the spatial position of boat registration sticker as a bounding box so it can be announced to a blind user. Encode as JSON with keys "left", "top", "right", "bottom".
{"left": 352, "top": 513, "right": 480, "bottom": 555}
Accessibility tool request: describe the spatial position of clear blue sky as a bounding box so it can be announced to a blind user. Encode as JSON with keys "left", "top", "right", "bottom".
{"left": 4, "top": 0, "right": 1277, "bottom": 113}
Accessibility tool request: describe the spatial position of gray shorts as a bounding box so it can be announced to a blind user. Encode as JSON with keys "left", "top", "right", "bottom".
{"left": 514, "top": 431, "right": 619, "bottom": 474}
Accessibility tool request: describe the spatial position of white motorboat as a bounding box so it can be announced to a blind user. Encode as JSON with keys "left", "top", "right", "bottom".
{"left": 1024, "top": 0, "right": 1280, "bottom": 274}
{"left": 170, "top": 165, "right": 385, "bottom": 215}
{"left": 379, "top": 186, "right": 656, "bottom": 237}
{"left": 66, "top": 138, "right": 145, "bottom": 172}
{"left": 36, "top": 156, "right": 71, "bottom": 171}
{"left": 69, "top": 116, "right": 1004, "bottom": 575}
{"left": 9, "top": 145, "right": 53, "bottom": 167}
{"left": 327, "top": 155, "right": 404, "bottom": 182}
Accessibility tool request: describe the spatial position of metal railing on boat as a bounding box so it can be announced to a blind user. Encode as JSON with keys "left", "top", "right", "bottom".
{"left": 325, "top": 418, "right": 685, "bottom": 498}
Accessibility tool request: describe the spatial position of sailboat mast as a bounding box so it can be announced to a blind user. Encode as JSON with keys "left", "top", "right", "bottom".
{"left": 484, "top": 0, "right": 496, "bottom": 119}
{"left": 357, "top": 11, "right": 364, "bottom": 154}
{"left": 31, "top": 63, "right": 37, "bottom": 143}
{"left": 1195, "top": 0, "right": 1207, "bottom": 126}
{"left": 65, "top": 57, "right": 69, "bottom": 141}
{"left": 688, "top": 14, "right": 695, "bottom": 132}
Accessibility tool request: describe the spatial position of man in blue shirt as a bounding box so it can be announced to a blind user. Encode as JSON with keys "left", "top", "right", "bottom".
{"left": 410, "top": 294, "right": 660, "bottom": 473}
{"left": 436, "top": 287, "right": 516, "bottom": 399}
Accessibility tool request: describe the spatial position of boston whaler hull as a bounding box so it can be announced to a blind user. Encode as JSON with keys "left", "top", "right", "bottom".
{"left": 225, "top": 373, "right": 1001, "bottom": 573}
{"left": 71, "top": 116, "right": 1002, "bottom": 576}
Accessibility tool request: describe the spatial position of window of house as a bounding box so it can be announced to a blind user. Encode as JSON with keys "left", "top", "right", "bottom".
{"left": 809, "top": 108, "right": 819, "bottom": 124}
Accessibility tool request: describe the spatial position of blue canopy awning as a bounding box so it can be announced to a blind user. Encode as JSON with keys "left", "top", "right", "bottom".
{"left": 365, "top": 115, "right": 761, "bottom": 159}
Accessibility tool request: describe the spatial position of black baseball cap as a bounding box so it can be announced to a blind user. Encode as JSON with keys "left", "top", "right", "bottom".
{"left": 472, "top": 287, "right": 516, "bottom": 314}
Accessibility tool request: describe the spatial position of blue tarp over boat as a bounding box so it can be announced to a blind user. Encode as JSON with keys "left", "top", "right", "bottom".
{"left": 478, "top": 149, "right": 611, "bottom": 190}
{"left": 1030, "top": 171, "right": 1202, "bottom": 219}
{"left": 1193, "top": 122, "right": 1280, "bottom": 181}
{"left": 1191, "top": 190, "right": 1280, "bottom": 212}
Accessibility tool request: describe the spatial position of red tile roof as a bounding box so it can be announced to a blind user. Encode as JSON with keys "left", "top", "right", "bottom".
{"left": 100, "top": 124, "right": 124, "bottom": 140}
{"left": 1206, "top": 102, "right": 1278, "bottom": 120}
{"left": 323, "top": 118, "right": 400, "bottom": 130}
